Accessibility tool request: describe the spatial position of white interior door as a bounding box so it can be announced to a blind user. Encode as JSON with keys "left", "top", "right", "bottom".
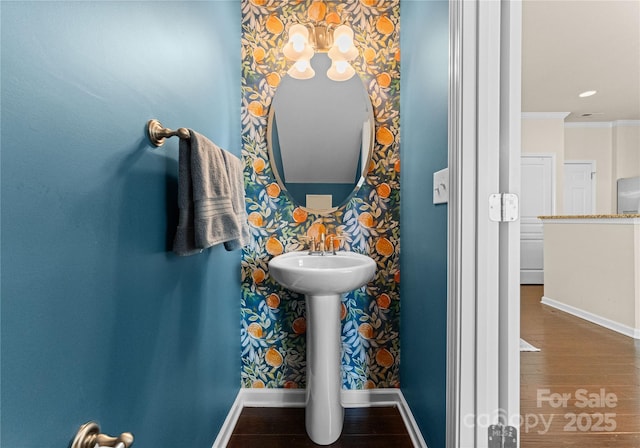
{"left": 520, "top": 155, "right": 554, "bottom": 284}
{"left": 564, "top": 161, "right": 595, "bottom": 215}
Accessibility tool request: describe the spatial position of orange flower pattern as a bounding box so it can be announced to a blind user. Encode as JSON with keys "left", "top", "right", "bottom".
{"left": 241, "top": 0, "right": 400, "bottom": 390}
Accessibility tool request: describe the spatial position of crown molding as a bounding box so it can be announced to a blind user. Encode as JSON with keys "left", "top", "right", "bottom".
{"left": 613, "top": 120, "right": 640, "bottom": 127}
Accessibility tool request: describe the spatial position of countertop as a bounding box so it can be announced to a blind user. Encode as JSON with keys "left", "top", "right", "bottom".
{"left": 539, "top": 214, "right": 640, "bottom": 220}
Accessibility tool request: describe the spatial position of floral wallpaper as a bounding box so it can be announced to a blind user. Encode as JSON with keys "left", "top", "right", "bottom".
{"left": 240, "top": 0, "right": 400, "bottom": 390}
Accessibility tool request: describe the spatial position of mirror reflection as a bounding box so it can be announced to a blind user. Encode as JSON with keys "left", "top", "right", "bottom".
{"left": 267, "top": 53, "right": 374, "bottom": 212}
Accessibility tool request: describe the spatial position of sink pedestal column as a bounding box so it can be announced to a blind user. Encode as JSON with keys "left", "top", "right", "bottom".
{"left": 305, "top": 293, "right": 343, "bottom": 445}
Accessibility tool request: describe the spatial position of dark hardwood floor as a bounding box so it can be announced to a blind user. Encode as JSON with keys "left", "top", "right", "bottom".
{"left": 521, "top": 285, "right": 640, "bottom": 447}
{"left": 227, "top": 406, "right": 414, "bottom": 447}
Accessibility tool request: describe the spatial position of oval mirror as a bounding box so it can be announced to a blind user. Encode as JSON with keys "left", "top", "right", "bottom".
{"left": 267, "top": 53, "right": 374, "bottom": 213}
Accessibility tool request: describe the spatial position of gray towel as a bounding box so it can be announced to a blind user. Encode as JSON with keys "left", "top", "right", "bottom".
{"left": 173, "top": 130, "right": 249, "bottom": 256}
{"left": 222, "top": 150, "right": 251, "bottom": 251}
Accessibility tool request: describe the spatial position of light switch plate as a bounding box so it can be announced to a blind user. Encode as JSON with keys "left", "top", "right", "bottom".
{"left": 433, "top": 168, "right": 449, "bottom": 204}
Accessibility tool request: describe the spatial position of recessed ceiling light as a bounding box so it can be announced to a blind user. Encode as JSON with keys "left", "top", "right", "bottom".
{"left": 579, "top": 90, "right": 597, "bottom": 98}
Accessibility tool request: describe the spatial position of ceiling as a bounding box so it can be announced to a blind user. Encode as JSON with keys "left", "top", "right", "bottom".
{"left": 522, "top": 0, "right": 640, "bottom": 123}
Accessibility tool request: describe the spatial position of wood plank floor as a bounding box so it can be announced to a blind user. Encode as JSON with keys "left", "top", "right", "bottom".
{"left": 521, "top": 285, "right": 640, "bottom": 447}
{"left": 227, "top": 406, "right": 413, "bottom": 447}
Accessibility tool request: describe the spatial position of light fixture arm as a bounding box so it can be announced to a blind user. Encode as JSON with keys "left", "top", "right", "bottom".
{"left": 308, "top": 23, "right": 334, "bottom": 52}
{"left": 283, "top": 19, "right": 358, "bottom": 81}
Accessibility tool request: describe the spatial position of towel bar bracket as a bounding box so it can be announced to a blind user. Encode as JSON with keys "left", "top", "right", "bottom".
{"left": 147, "top": 119, "right": 189, "bottom": 147}
{"left": 71, "top": 421, "right": 134, "bottom": 448}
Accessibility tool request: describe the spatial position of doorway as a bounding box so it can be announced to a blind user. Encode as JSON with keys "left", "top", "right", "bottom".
{"left": 517, "top": 0, "right": 640, "bottom": 446}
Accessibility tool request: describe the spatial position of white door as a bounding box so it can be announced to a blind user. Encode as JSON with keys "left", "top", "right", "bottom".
{"left": 520, "top": 155, "right": 554, "bottom": 284}
{"left": 564, "top": 161, "right": 595, "bottom": 215}
{"left": 448, "top": 0, "right": 521, "bottom": 446}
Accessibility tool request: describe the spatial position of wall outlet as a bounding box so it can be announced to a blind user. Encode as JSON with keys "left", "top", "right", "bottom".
{"left": 433, "top": 168, "right": 449, "bottom": 204}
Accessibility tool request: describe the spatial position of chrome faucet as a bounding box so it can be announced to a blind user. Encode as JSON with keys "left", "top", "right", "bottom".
{"left": 327, "top": 235, "right": 338, "bottom": 255}
{"left": 306, "top": 233, "right": 338, "bottom": 255}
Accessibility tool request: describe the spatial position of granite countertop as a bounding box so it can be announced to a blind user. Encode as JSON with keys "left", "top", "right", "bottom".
{"left": 539, "top": 214, "right": 640, "bottom": 219}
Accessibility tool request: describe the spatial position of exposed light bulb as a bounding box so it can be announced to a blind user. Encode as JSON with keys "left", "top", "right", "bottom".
{"left": 292, "top": 34, "right": 306, "bottom": 52}
{"left": 337, "top": 36, "right": 351, "bottom": 52}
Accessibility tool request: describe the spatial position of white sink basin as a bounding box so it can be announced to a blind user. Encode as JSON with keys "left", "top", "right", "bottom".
{"left": 268, "top": 251, "right": 376, "bottom": 295}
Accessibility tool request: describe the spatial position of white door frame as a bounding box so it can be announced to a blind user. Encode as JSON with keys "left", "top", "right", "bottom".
{"left": 448, "top": 1, "right": 521, "bottom": 446}
{"left": 498, "top": 0, "right": 522, "bottom": 440}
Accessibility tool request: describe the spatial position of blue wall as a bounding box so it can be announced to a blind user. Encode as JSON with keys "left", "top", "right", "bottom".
{"left": 400, "top": 1, "right": 449, "bottom": 447}
{"left": 1, "top": 2, "right": 241, "bottom": 447}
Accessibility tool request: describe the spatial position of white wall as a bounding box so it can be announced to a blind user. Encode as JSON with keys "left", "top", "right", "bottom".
{"left": 614, "top": 123, "right": 640, "bottom": 180}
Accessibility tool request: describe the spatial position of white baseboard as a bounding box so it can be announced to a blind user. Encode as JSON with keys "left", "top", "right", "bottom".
{"left": 541, "top": 296, "right": 640, "bottom": 339}
{"left": 520, "top": 270, "right": 543, "bottom": 284}
{"left": 212, "top": 388, "right": 428, "bottom": 448}
{"left": 211, "top": 392, "right": 244, "bottom": 448}
{"left": 240, "top": 388, "right": 306, "bottom": 407}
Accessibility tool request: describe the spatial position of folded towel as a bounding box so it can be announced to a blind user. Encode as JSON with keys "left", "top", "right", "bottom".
{"left": 173, "top": 130, "right": 249, "bottom": 256}
{"left": 222, "top": 150, "right": 251, "bottom": 251}
{"left": 173, "top": 132, "right": 201, "bottom": 256}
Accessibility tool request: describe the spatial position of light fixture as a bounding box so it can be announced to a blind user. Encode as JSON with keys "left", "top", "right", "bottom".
{"left": 329, "top": 25, "right": 358, "bottom": 60}
{"left": 327, "top": 60, "right": 356, "bottom": 82}
{"left": 282, "top": 22, "right": 358, "bottom": 82}
{"left": 283, "top": 24, "right": 314, "bottom": 60}
{"left": 283, "top": 24, "right": 315, "bottom": 80}
{"left": 579, "top": 90, "right": 597, "bottom": 98}
{"left": 288, "top": 59, "right": 315, "bottom": 80}
{"left": 326, "top": 25, "right": 358, "bottom": 82}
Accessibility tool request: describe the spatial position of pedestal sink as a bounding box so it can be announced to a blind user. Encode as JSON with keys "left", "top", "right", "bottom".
{"left": 268, "top": 251, "right": 376, "bottom": 445}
